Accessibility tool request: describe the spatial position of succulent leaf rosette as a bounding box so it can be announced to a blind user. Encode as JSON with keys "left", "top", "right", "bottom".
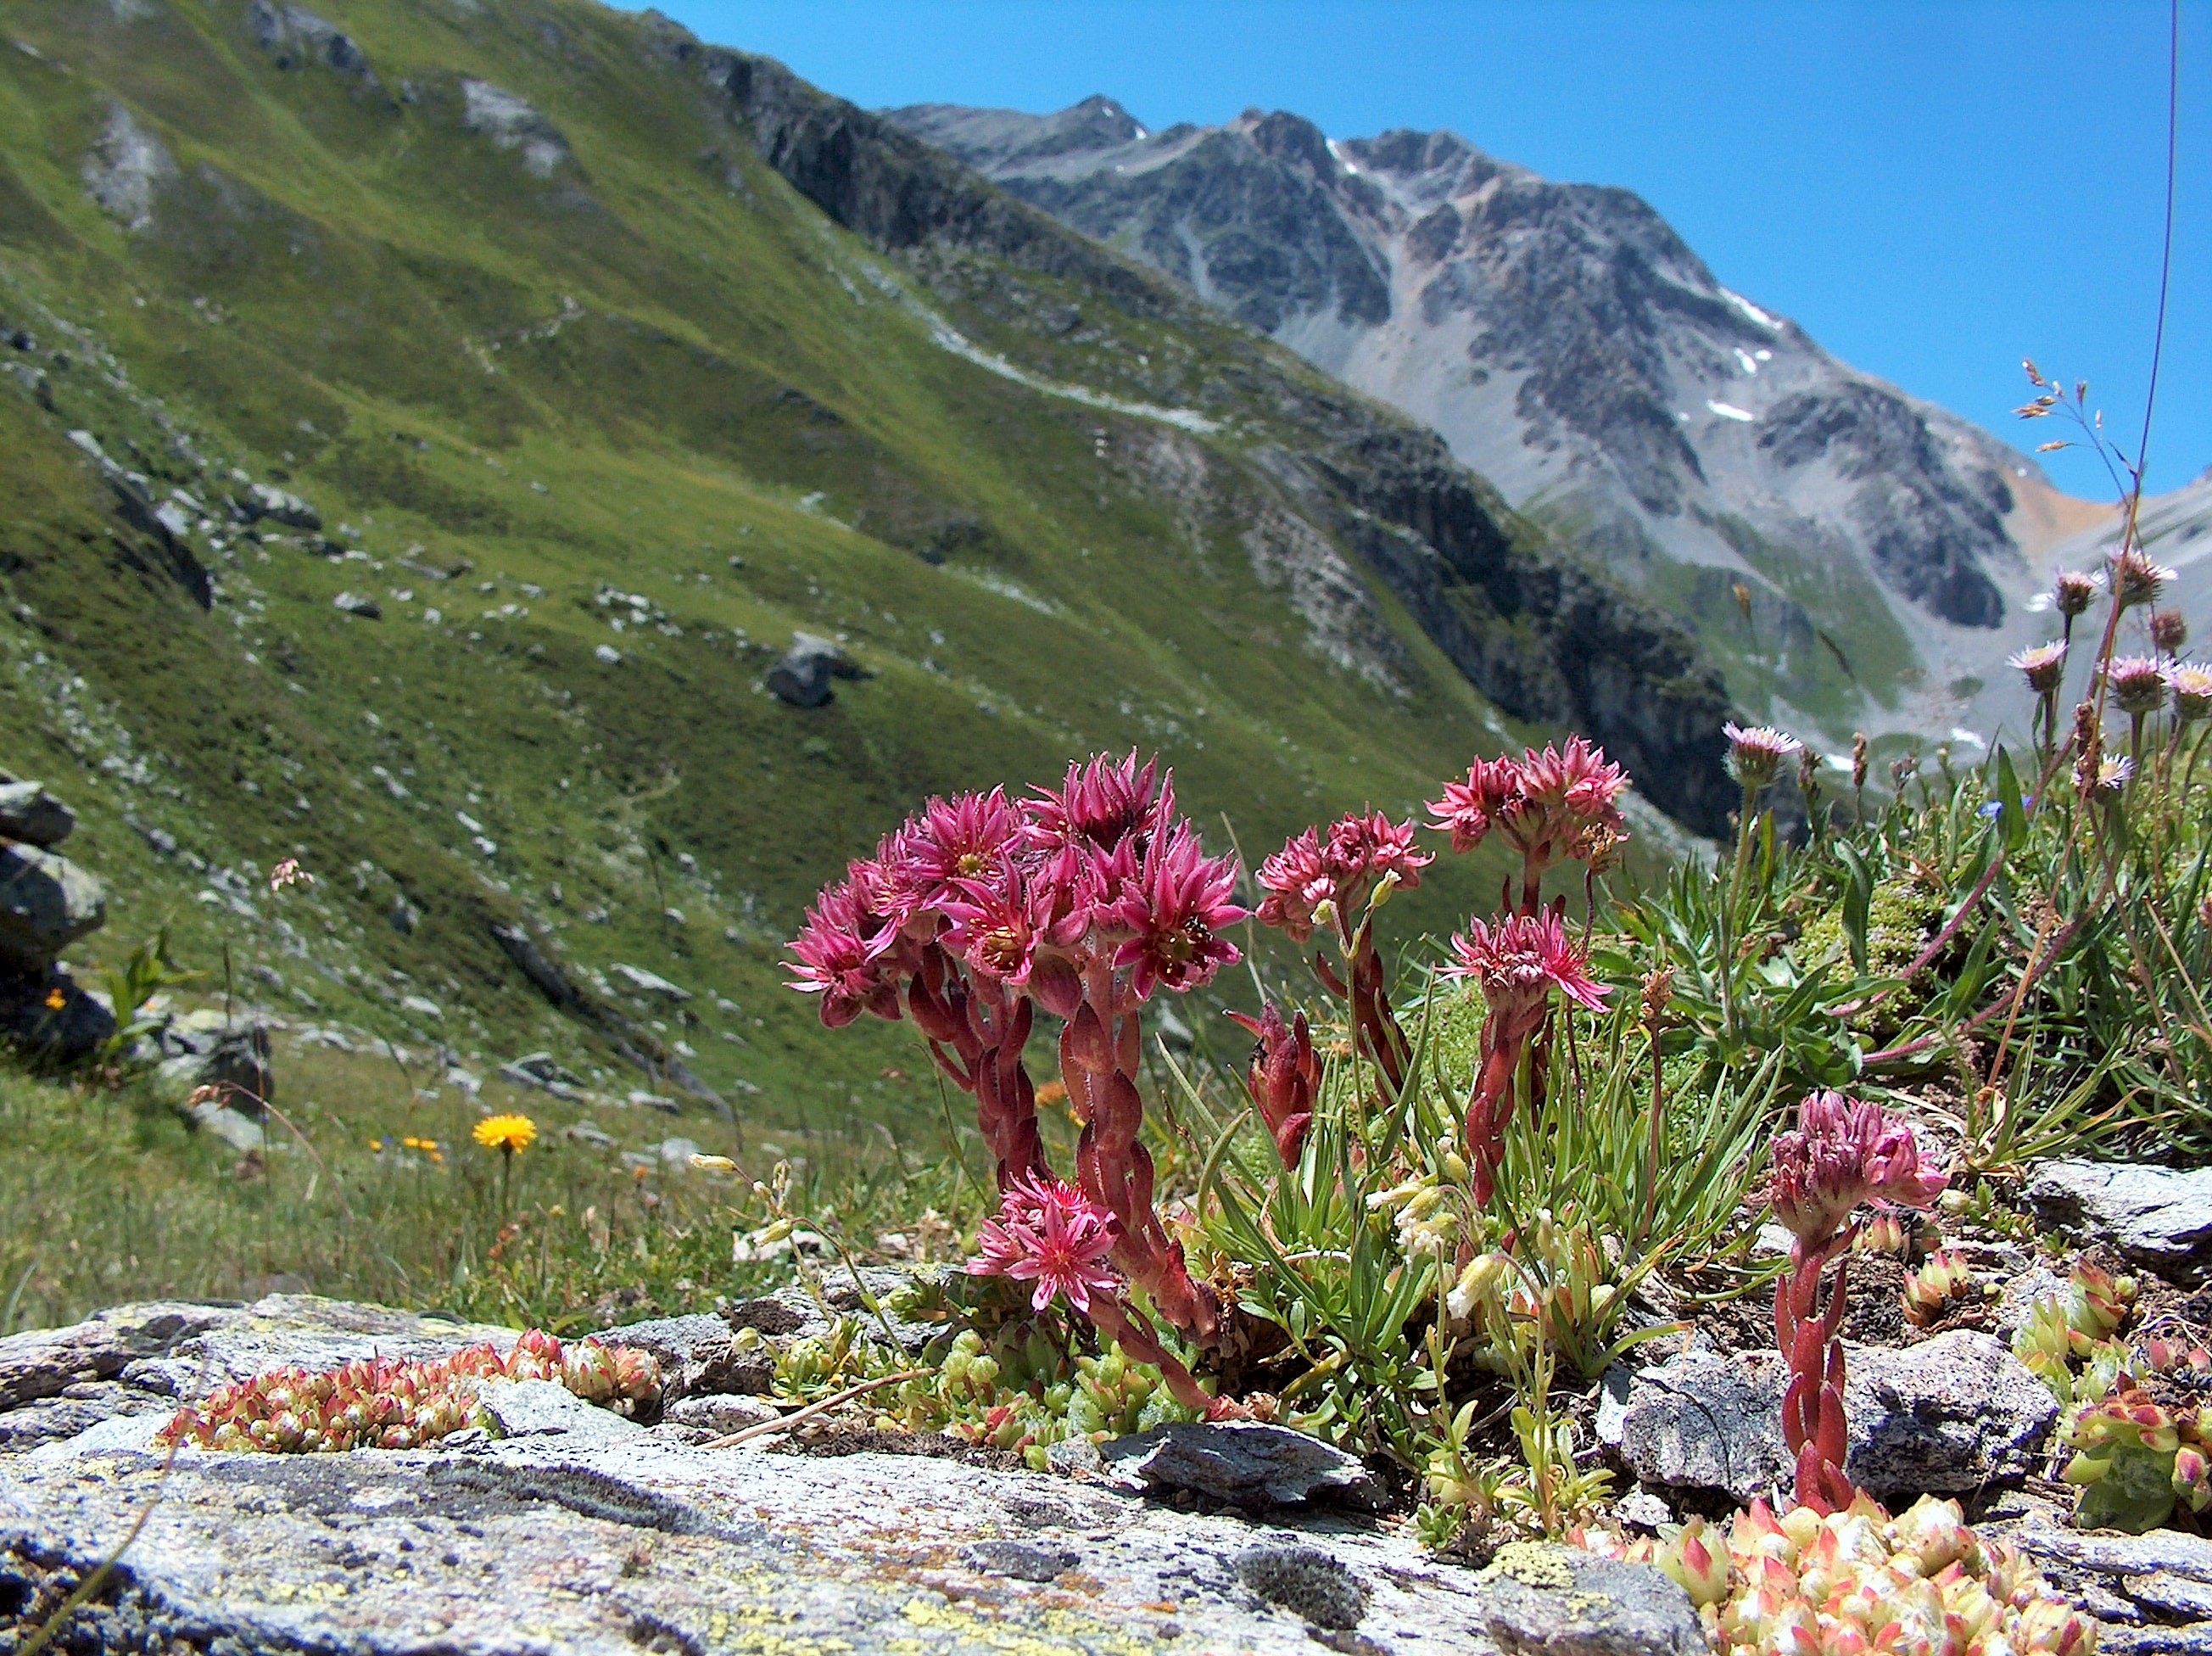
{"left": 1584, "top": 1495, "right": 2097, "bottom": 1656}
{"left": 156, "top": 1329, "right": 660, "bottom": 1453}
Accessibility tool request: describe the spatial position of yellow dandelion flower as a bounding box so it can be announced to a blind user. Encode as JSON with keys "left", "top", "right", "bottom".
{"left": 472, "top": 1114, "right": 538, "bottom": 1155}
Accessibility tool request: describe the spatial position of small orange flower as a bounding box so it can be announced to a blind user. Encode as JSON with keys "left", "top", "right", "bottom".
{"left": 43, "top": 986, "right": 67, "bottom": 1011}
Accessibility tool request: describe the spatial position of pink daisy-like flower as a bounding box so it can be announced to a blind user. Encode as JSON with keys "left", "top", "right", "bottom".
{"left": 1763, "top": 1090, "right": 1947, "bottom": 1251}
{"left": 1443, "top": 908, "right": 1610, "bottom": 1017}
{"left": 2103, "top": 655, "right": 2169, "bottom": 718}
{"left": 897, "top": 789, "right": 1021, "bottom": 908}
{"left": 2170, "top": 665, "right": 2212, "bottom": 723}
{"left": 1109, "top": 822, "right": 1248, "bottom": 999}
{"left": 2090, "top": 755, "right": 2136, "bottom": 800}
{"left": 2109, "top": 548, "right": 2177, "bottom": 610}
{"left": 1723, "top": 723, "right": 1805, "bottom": 789}
{"left": 969, "top": 1174, "right": 1121, "bottom": 1313}
{"left": 2009, "top": 642, "right": 2068, "bottom": 696}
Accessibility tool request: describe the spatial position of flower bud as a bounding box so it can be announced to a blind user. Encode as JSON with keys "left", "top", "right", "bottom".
{"left": 1656, "top": 1516, "right": 1731, "bottom": 1608}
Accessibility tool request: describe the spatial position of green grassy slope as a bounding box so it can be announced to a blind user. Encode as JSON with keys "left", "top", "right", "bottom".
{"left": 0, "top": 0, "right": 1723, "bottom": 1138}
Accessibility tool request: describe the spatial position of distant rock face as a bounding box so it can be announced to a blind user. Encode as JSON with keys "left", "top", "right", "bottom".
{"left": 80, "top": 99, "right": 176, "bottom": 232}
{"left": 243, "top": 1, "right": 378, "bottom": 83}
{"left": 885, "top": 98, "right": 2070, "bottom": 738}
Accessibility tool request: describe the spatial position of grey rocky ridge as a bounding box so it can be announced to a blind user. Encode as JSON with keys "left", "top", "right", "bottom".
{"left": 883, "top": 97, "right": 2125, "bottom": 749}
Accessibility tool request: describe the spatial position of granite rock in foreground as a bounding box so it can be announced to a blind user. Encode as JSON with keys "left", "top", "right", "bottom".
{"left": 0, "top": 1294, "right": 1697, "bottom": 1656}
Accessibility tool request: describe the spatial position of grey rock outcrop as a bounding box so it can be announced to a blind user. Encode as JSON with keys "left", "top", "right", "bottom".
{"left": 151, "top": 1009, "right": 275, "bottom": 1116}
{"left": 0, "top": 1295, "right": 1698, "bottom": 1656}
{"left": 1614, "top": 1331, "right": 2058, "bottom": 1505}
{"left": 1991, "top": 1513, "right": 2212, "bottom": 1654}
{"left": 0, "top": 842, "right": 106, "bottom": 974}
{"left": 81, "top": 100, "right": 176, "bottom": 232}
{"left": 244, "top": 1, "right": 378, "bottom": 82}
{"left": 0, "top": 782, "right": 75, "bottom": 848}
{"left": 231, "top": 480, "right": 322, "bottom": 531}
{"left": 461, "top": 79, "right": 573, "bottom": 178}
{"left": 476, "top": 1379, "right": 647, "bottom": 1446}
{"left": 766, "top": 630, "right": 868, "bottom": 708}
{"left": 2026, "top": 1161, "right": 2212, "bottom": 1284}
{"left": 1474, "top": 1545, "right": 1705, "bottom": 1656}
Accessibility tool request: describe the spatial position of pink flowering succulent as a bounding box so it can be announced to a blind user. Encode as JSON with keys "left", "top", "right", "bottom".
{"left": 788, "top": 750, "right": 1246, "bottom": 1413}
{"left": 1427, "top": 736, "right": 1628, "bottom": 914}
{"left": 1444, "top": 905, "right": 1610, "bottom": 1205}
{"left": 1764, "top": 1091, "right": 1948, "bottom": 1513}
{"left": 1255, "top": 807, "right": 1433, "bottom": 1098}
{"left": 1246, "top": 739, "right": 1631, "bottom": 1215}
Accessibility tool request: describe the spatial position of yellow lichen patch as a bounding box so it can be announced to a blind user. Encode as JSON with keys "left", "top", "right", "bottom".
{"left": 1484, "top": 1541, "right": 1575, "bottom": 1591}
{"left": 895, "top": 1593, "right": 1167, "bottom": 1656}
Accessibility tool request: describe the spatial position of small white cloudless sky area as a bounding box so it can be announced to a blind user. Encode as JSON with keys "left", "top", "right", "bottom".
{"left": 643, "top": 1, "right": 2208, "bottom": 500}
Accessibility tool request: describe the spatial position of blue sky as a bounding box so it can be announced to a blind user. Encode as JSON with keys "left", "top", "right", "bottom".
{"left": 643, "top": 2, "right": 2208, "bottom": 500}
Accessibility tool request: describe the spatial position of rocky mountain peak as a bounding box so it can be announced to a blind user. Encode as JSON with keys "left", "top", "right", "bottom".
{"left": 883, "top": 95, "right": 2084, "bottom": 741}
{"left": 1237, "top": 108, "right": 1334, "bottom": 176}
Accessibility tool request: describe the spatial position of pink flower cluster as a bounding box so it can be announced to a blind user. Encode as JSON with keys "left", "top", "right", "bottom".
{"left": 1247, "top": 738, "right": 1628, "bottom": 1205}
{"left": 1254, "top": 811, "right": 1433, "bottom": 943}
{"left": 1764, "top": 1091, "right": 1948, "bottom": 1513}
{"left": 970, "top": 1173, "right": 1121, "bottom": 1313}
{"left": 1444, "top": 907, "right": 1612, "bottom": 1203}
{"left": 1766, "top": 1089, "right": 1950, "bottom": 1255}
{"left": 790, "top": 754, "right": 1245, "bottom": 1028}
{"left": 1427, "top": 736, "right": 1629, "bottom": 914}
{"left": 788, "top": 752, "right": 1243, "bottom": 1412}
